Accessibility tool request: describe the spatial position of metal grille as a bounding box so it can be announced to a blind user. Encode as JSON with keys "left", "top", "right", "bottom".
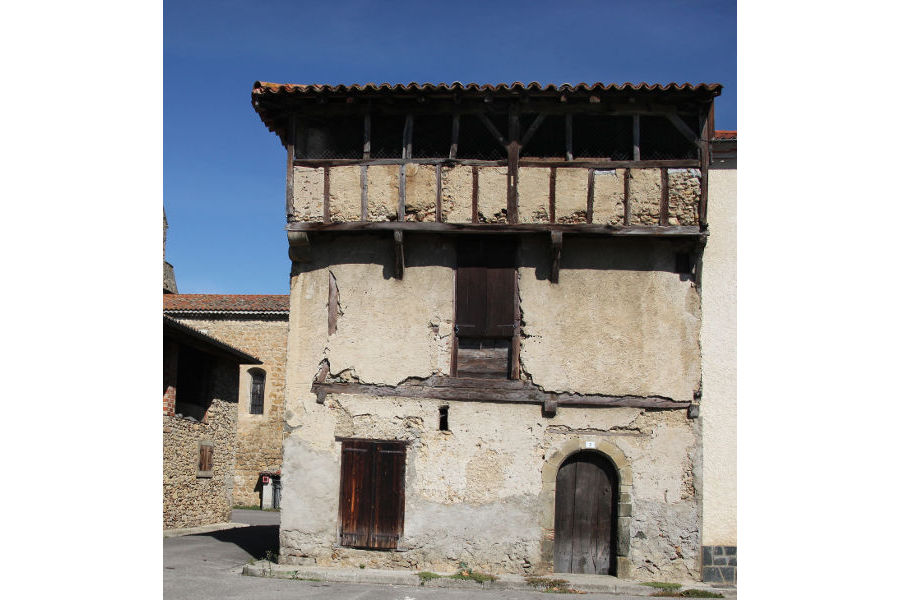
{"left": 249, "top": 369, "right": 265, "bottom": 414}
{"left": 294, "top": 116, "right": 363, "bottom": 159}
{"left": 572, "top": 115, "right": 632, "bottom": 160}
{"left": 456, "top": 114, "right": 506, "bottom": 160}
{"left": 640, "top": 116, "right": 699, "bottom": 160}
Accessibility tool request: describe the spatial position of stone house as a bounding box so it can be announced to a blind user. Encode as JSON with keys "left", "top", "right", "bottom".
{"left": 251, "top": 80, "right": 733, "bottom": 582}
{"left": 163, "top": 316, "right": 261, "bottom": 529}
{"left": 164, "top": 294, "right": 290, "bottom": 508}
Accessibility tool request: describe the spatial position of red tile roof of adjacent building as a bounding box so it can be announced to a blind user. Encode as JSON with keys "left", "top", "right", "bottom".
{"left": 714, "top": 130, "right": 737, "bottom": 139}
{"left": 163, "top": 294, "right": 290, "bottom": 313}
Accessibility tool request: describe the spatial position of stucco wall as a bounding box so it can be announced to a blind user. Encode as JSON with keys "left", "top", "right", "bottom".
{"left": 700, "top": 168, "right": 737, "bottom": 547}
{"left": 280, "top": 235, "right": 702, "bottom": 580}
{"left": 163, "top": 359, "right": 239, "bottom": 529}
{"left": 169, "top": 315, "right": 289, "bottom": 507}
{"left": 289, "top": 166, "right": 698, "bottom": 227}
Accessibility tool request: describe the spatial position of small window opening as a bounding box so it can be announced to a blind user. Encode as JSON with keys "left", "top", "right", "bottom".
{"left": 249, "top": 368, "right": 266, "bottom": 414}
{"left": 370, "top": 114, "right": 405, "bottom": 158}
{"left": 675, "top": 252, "right": 693, "bottom": 275}
{"left": 439, "top": 406, "right": 449, "bottom": 431}
{"left": 456, "top": 113, "right": 506, "bottom": 160}
{"left": 412, "top": 114, "right": 453, "bottom": 158}
{"left": 294, "top": 116, "right": 363, "bottom": 159}
{"left": 520, "top": 114, "right": 566, "bottom": 158}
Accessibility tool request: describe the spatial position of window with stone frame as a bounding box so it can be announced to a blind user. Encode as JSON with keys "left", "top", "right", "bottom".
{"left": 249, "top": 368, "right": 266, "bottom": 414}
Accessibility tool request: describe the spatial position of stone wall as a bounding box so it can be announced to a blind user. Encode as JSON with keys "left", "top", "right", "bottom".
{"left": 290, "top": 165, "right": 699, "bottom": 226}
{"left": 168, "top": 315, "right": 288, "bottom": 507}
{"left": 280, "top": 235, "right": 702, "bottom": 580}
{"left": 163, "top": 359, "right": 238, "bottom": 529}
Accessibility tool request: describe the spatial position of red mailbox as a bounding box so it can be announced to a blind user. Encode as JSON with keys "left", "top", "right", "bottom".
{"left": 262, "top": 475, "right": 270, "bottom": 484}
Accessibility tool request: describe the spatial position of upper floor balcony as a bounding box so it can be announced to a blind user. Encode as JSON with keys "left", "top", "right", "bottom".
{"left": 252, "top": 81, "right": 721, "bottom": 273}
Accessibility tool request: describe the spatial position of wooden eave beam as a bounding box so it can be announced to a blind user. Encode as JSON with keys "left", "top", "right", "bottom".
{"left": 286, "top": 221, "right": 706, "bottom": 238}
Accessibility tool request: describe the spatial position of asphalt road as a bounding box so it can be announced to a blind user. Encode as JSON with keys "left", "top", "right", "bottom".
{"left": 163, "top": 509, "right": 650, "bottom": 600}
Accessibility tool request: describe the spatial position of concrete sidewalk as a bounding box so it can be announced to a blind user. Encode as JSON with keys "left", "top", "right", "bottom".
{"left": 164, "top": 522, "right": 250, "bottom": 538}
{"left": 243, "top": 561, "right": 736, "bottom": 597}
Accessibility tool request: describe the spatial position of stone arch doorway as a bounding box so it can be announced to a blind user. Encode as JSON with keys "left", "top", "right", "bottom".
{"left": 553, "top": 450, "right": 619, "bottom": 575}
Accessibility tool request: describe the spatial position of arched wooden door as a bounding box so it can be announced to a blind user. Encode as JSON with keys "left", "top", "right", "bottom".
{"left": 553, "top": 451, "right": 618, "bottom": 574}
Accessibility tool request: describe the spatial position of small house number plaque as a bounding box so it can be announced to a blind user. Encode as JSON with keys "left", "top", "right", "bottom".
{"left": 585, "top": 441, "right": 596, "bottom": 449}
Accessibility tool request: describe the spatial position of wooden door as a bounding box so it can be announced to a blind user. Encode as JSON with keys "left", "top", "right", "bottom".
{"left": 553, "top": 452, "right": 618, "bottom": 574}
{"left": 338, "top": 440, "right": 406, "bottom": 549}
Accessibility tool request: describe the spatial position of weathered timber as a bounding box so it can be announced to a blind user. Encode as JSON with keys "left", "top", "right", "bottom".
{"left": 311, "top": 377, "right": 691, "bottom": 409}
{"left": 285, "top": 130, "right": 295, "bottom": 219}
{"left": 360, "top": 165, "right": 368, "bottom": 220}
{"left": 398, "top": 163, "right": 406, "bottom": 220}
{"left": 507, "top": 107, "right": 520, "bottom": 224}
{"left": 632, "top": 114, "right": 640, "bottom": 161}
{"left": 659, "top": 168, "right": 669, "bottom": 226}
{"left": 294, "top": 158, "right": 508, "bottom": 167}
{"left": 699, "top": 102, "right": 713, "bottom": 227}
{"left": 403, "top": 114, "right": 413, "bottom": 159}
{"left": 586, "top": 169, "right": 595, "bottom": 223}
{"left": 285, "top": 221, "right": 707, "bottom": 237}
{"left": 477, "top": 112, "right": 508, "bottom": 148}
{"left": 550, "top": 230, "right": 563, "bottom": 284}
{"left": 517, "top": 158, "right": 698, "bottom": 169}
{"left": 472, "top": 167, "right": 479, "bottom": 223}
{"left": 435, "top": 164, "right": 443, "bottom": 222}
{"left": 292, "top": 157, "right": 697, "bottom": 169}
{"left": 323, "top": 166, "right": 331, "bottom": 223}
{"left": 328, "top": 272, "right": 339, "bottom": 335}
{"left": 510, "top": 259, "right": 522, "bottom": 379}
{"left": 665, "top": 113, "right": 702, "bottom": 148}
{"left": 393, "top": 230, "right": 404, "bottom": 280}
{"left": 363, "top": 113, "right": 371, "bottom": 159}
{"left": 549, "top": 167, "right": 557, "bottom": 223}
{"left": 565, "top": 113, "right": 573, "bottom": 161}
{"left": 450, "top": 114, "right": 460, "bottom": 159}
{"left": 623, "top": 168, "right": 632, "bottom": 225}
{"left": 521, "top": 113, "right": 547, "bottom": 150}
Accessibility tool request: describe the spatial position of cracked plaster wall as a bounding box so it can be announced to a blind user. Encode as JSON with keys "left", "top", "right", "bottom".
{"left": 280, "top": 234, "right": 702, "bottom": 580}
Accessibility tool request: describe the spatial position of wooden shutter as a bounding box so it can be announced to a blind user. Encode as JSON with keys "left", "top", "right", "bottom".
{"left": 198, "top": 444, "right": 213, "bottom": 473}
{"left": 338, "top": 440, "right": 406, "bottom": 549}
{"left": 455, "top": 238, "right": 516, "bottom": 338}
{"left": 339, "top": 440, "right": 374, "bottom": 547}
{"left": 370, "top": 442, "right": 406, "bottom": 549}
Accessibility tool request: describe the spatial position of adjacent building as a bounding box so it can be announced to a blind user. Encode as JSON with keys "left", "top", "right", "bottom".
{"left": 163, "top": 316, "right": 261, "bottom": 529}
{"left": 251, "top": 80, "right": 733, "bottom": 582}
{"left": 164, "top": 294, "right": 290, "bottom": 507}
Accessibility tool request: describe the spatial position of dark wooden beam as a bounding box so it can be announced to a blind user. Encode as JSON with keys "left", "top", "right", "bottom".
{"left": 286, "top": 221, "right": 707, "bottom": 237}
{"left": 520, "top": 113, "right": 547, "bottom": 150}
{"left": 328, "top": 271, "right": 339, "bottom": 335}
{"left": 285, "top": 116, "right": 295, "bottom": 219}
{"left": 323, "top": 166, "right": 331, "bottom": 223}
{"left": 472, "top": 167, "right": 479, "bottom": 223}
{"left": 294, "top": 157, "right": 698, "bottom": 169}
{"left": 394, "top": 230, "right": 405, "bottom": 279}
{"left": 550, "top": 230, "right": 563, "bottom": 284}
{"left": 450, "top": 114, "right": 460, "bottom": 159}
{"left": 586, "top": 169, "right": 595, "bottom": 224}
{"left": 510, "top": 251, "right": 522, "bottom": 379}
{"left": 632, "top": 114, "right": 640, "bottom": 161}
{"left": 623, "top": 168, "right": 632, "bottom": 225}
{"left": 477, "top": 112, "right": 508, "bottom": 148}
{"left": 398, "top": 163, "right": 406, "bottom": 220}
{"left": 435, "top": 164, "right": 443, "bottom": 222}
{"left": 659, "top": 168, "right": 669, "bottom": 226}
{"left": 311, "top": 377, "right": 692, "bottom": 410}
{"left": 403, "top": 114, "right": 414, "bottom": 159}
{"left": 665, "top": 113, "right": 702, "bottom": 148}
{"left": 549, "top": 167, "right": 557, "bottom": 223}
{"left": 507, "top": 105, "right": 520, "bottom": 224}
{"left": 699, "top": 101, "right": 713, "bottom": 227}
{"left": 360, "top": 165, "right": 368, "bottom": 221}
{"left": 565, "top": 113, "right": 573, "bottom": 161}
{"left": 363, "top": 112, "right": 371, "bottom": 159}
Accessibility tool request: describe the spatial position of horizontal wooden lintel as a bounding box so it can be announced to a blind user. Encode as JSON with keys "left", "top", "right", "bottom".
{"left": 292, "top": 158, "right": 699, "bottom": 169}
{"left": 312, "top": 377, "right": 691, "bottom": 410}
{"left": 287, "top": 221, "right": 705, "bottom": 238}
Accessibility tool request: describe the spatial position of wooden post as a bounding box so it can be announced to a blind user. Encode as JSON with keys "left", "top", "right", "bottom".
{"left": 507, "top": 105, "right": 520, "bottom": 224}
{"left": 549, "top": 167, "right": 557, "bottom": 223}
{"left": 360, "top": 165, "right": 368, "bottom": 221}
{"left": 323, "top": 166, "right": 331, "bottom": 223}
{"left": 550, "top": 230, "right": 563, "bottom": 284}
{"left": 328, "top": 272, "right": 339, "bottom": 335}
{"left": 363, "top": 113, "right": 371, "bottom": 159}
{"left": 435, "top": 164, "right": 443, "bottom": 222}
{"left": 398, "top": 164, "right": 406, "bottom": 221}
{"left": 450, "top": 114, "right": 459, "bottom": 159}
{"left": 285, "top": 115, "right": 295, "bottom": 220}
{"left": 510, "top": 251, "right": 522, "bottom": 379}
{"left": 659, "top": 168, "right": 669, "bottom": 226}
{"left": 394, "top": 230, "right": 404, "bottom": 280}
{"left": 586, "top": 169, "right": 595, "bottom": 224}
{"left": 699, "top": 102, "right": 714, "bottom": 228}
{"left": 403, "top": 114, "right": 414, "bottom": 159}
{"left": 623, "top": 168, "right": 632, "bottom": 225}
{"left": 565, "top": 114, "right": 573, "bottom": 161}
{"left": 399, "top": 114, "right": 412, "bottom": 221}
{"left": 632, "top": 114, "right": 641, "bottom": 161}
{"left": 472, "top": 167, "right": 479, "bottom": 223}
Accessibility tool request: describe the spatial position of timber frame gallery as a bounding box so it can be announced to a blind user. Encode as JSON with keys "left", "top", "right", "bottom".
{"left": 253, "top": 81, "right": 730, "bottom": 581}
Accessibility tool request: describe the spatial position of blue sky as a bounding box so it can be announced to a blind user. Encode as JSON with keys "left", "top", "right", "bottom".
{"left": 164, "top": 0, "right": 736, "bottom": 294}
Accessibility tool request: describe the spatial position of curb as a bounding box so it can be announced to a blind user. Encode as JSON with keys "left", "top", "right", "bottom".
{"left": 164, "top": 522, "right": 250, "bottom": 538}
{"left": 242, "top": 562, "right": 735, "bottom": 596}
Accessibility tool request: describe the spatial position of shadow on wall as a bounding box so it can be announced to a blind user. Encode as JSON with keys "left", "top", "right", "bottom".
{"left": 290, "top": 234, "right": 696, "bottom": 281}
{"left": 198, "top": 525, "right": 279, "bottom": 560}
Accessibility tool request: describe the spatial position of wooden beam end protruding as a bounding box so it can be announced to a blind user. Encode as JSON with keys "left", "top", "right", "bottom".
{"left": 394, "top": 230, "right": 405, "bottom": 280}
{"left": 287, "top": 231, "right": 311, "bottom": 263}
{"left": 543, "top": 396, "right": 558, "bottom": 417}
{"left": 550, "top": 230, "right": 563, "bottom": 284}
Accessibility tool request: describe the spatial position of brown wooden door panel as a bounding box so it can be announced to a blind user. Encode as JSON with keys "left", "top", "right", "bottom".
{"left": 553, "top": 452, "right": 618, "bottom": 575}
{"left": 370, "top": 443, "right": 406, "bottom": 550}
{"left": 339, "top": 441, "right": 374, "bottom": 547}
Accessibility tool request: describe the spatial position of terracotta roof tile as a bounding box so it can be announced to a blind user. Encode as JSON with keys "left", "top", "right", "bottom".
{"left": 163, "top": 294, "right": 289, "bottom": 313}
{"left": 714, "top": 130, "right": 737, "bottom": 139}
